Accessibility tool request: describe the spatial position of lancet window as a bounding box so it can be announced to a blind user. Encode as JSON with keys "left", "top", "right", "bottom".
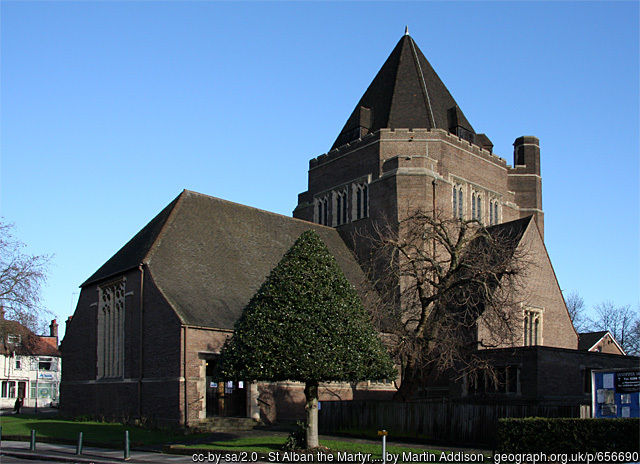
{"left": 97, "top": 280, "right": 126, "bottom": 379}
{"left": 335, "top": 190, "right": 348, "bottom": 226}
{"left": 354, "top": 182, "right": 368, "bottom": 220}
{"left": 316, "top": 196, "right": 329, "bottom": 226}
{"left": 453, "top": 184, "right": 464, "bottom": 219}
{"left": 472, "top": 192, "right": 482, "bottom": 222}
{"left": 523, "top": 308, "right": 543, "bottom": 347}
{"left": 489, "top": 199, "right": 500, "bottom": 225}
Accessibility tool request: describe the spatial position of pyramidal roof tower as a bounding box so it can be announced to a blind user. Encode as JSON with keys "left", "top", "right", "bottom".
{"left": 331, "top": 29, "right": 488, "bottom": 151}
{"left": 295, "top": 30, "right": 543, "bottom": 251}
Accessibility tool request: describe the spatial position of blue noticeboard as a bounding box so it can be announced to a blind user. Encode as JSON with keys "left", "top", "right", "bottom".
{"left": 592, "top": 369, "right": 640, "bottom": 418}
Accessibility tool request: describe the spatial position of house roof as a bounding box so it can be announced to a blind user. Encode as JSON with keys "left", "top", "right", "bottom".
{"left": 578, "top": 331, "right": 609, "bottom": 351}
{"left": 579, "top": 331, "right": 625, "bottom": 354}
{"left": 82, "top": 190, "right": 371, "bottom": 331}
{"left": 331, "top": 32, "right": 480, "bottom": 150}
{"left": 0, "top": 319, "right": 60, "bottom": 357}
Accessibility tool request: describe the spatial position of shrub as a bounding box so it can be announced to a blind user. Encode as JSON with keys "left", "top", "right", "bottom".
{"left": 497, "top": 418, "right": 639, "bottom": 454}
{"left": 283, "top": 421, "right": 307, "bottom": 451}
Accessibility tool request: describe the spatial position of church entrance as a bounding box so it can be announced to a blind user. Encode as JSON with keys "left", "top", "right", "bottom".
{"left": 205, "top": 360, "right": 247, "bottom": 417}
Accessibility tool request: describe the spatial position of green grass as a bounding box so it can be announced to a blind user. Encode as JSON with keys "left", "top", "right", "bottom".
{"left": 0, "top": 413, "right": 195, "bottom": 446}
{"left": 173, "top": 436, "right": 443, "bottom": 460}
{"left": 174, "top": 436, "right": 286, "bottom": 452}
{"left": 172, "top": 437, "right": 493, "bottom": 463}
{"left": 1, "top": 414, "right": 491, "bottom": 463}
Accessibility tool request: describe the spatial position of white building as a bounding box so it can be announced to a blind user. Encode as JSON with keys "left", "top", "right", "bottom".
{"left": 0, "top": 316, "right": 61, "bottom": 409}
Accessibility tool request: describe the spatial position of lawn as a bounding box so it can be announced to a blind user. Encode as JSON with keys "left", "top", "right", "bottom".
{"left": 0, "top": 413, "right": 194, "bottom": 446}
{"left": 171, "top": 436, "right": 446, "bottom": 461}
{"left": 0, "top": 414, "right": 489, "bottom": 463}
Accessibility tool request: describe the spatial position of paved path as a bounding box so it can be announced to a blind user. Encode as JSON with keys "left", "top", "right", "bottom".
{"left": 0, "top": 440, "right": 217, "bottom": 463}
{"left": 0, "top": 407, "right": 59, "bottom": 417}
{"left": 0, "top": 437, "right": 494, "bottom": 464}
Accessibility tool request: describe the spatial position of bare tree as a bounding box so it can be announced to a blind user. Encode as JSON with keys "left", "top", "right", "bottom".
{"left": 363, "top": 211, "right": 530, "bottom": 400}
{"left": 590, "top": 301, "right": 639, "bottom": 356}
{"left": 0, "top": 221, "right": 52, "bottom": 332}
{"left": 631, "top": 318, "right": 640, "bottom": 357}
{"left": 564, "top": 291, "right": 589, "bottom": 332}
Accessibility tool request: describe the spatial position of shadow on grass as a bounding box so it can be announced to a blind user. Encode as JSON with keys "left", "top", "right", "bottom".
{"left": 0, "top": 413, "right": 201, "bottom": 446}
{"left": 176, "top": 436, "right": 287, "bottom": 453}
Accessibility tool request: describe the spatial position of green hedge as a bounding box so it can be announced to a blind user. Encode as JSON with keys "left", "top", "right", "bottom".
{"left": 497, "top": 418, "right": 639, "bottom": 454}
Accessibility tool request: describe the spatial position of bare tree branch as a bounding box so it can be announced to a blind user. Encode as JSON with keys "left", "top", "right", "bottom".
{"left": 359, "top": 210, "right": 531, "bottom": 400}
{"left": 564, "top": 291, "right": 589, "bottom": 333}
{"left": 0, "top": 221, "right": 53, "bottom": 332}
{"left": 590, "top": 301, "right": 639, "bottom": 355}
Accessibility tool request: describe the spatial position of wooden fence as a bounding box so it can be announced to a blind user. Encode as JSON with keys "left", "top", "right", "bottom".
{"left": 318, "top": 401, "right": 581, "bottom": 447}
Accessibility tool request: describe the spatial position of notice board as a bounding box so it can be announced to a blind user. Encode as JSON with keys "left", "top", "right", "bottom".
{"left": 592, "top": 369, "right": 639, "bottom": 418}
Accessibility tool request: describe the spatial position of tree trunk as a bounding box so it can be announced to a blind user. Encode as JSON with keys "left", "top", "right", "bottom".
{"left": 393, "top": 361, "right": 420, "bottom": 401}
{"left": 304, "top": 380, "right": 319, "bottom": 449}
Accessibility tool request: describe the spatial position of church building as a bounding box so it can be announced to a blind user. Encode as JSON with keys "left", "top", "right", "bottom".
{"left": 60, "top": 32, "right": 636, "bottom": 427}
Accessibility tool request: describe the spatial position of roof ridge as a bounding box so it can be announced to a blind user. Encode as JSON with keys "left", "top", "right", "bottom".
{"left": 330, "top": 33, "right": 480, "bottom": 150}
{"left": 178, "top": 189, "right": 343, "bottom": 230}
{"left": 144, "top": 190, "right": 189, "bottom": 264}
{"left": 81, "top": 192, "right": 184, "bottom": 287}
{"left": 408, "top": 35, "right": 435, "bottom": 128}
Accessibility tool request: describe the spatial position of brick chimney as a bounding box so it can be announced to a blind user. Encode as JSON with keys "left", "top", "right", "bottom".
{"left": 49, "top": 319, "right": 59, "bottom": 342}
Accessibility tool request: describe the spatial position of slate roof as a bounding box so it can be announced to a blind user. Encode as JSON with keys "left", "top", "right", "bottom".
{"left": 486, "top": 215, "right": 533, "bottom": 244}
{"left": 82, "top": 190, "right": 370, "bottom": 331}
{"left": 331, "top": 33, "right": 479, "bottom": 150}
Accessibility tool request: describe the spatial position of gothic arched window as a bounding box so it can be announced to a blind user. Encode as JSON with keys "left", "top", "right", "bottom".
{"left": 355, "top": 182, "right": 368, "bottom": 220}
{"left": 453, "top": 185, "right": 464, "bottom": 219}
{"left": 524, "top": 308, "right": 543, "bottom": 346}
{"left": 316, "top": 196, "right": 329, "bottom": 226}
{"left": 97, "top": 280, "right": 126, "bottom": 379}
{"left": 472, "top": 192, "right": 482, "bottom": 222}
{"left": 489, "top": 199, "right": 500, "bottom": 225}
{"left": 472, "top": 193, "right": 476, "bottom": 218}
{"left": 335, "top": 190, "right": 348, "bottom": 226}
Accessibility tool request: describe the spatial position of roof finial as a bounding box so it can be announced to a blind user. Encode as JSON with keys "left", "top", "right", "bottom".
{"left": 405, "top": 25, "right": 409, "bottom": 36}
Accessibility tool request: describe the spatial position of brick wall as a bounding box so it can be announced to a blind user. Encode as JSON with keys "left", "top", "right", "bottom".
{"left": 61, "top": 266, "right": 184, "bottom": 425}
{"left": 295, "top": 128, "right": 543, "bottom": 271}
{"left": 296, "top": 129, "right": 531, "bottom": 224}
{"left": 430, "top": 347, "right": 639, "bottom": 406}
{"left": 519, "top": 223, "right": 577, "bottom": 349}
{"left": 180, "top": 326, "right": 230, "bottom": 425}
{"left": 257, "top": 381, "right": 396, "bottom": 423}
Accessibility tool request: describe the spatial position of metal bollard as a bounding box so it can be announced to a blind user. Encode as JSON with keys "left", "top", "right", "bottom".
{"left": 30, "top": 429, "right": 36, "bottom": 451}
{"left": 378, "top": 430, "right": 387, "bottom": 464}
{"left": 124, "top": 430, "right": 130, "bottom": 460}
{"left": 76, "top": 431, "right": 84, "bottom": 455}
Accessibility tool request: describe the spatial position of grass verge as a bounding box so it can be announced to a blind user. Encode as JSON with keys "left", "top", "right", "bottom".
{"left": 0, "top": 413, "right": 195, "bottom": 446}
{"left": 170, "top": 436, "right": 445, "bottom": 460}
{"left": 1, "top": 414, "right": 491, "bottom": 463}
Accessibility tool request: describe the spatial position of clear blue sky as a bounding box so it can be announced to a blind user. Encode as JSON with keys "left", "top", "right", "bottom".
{"left": 1, "top": 1, "right": 638, "bottom": 340}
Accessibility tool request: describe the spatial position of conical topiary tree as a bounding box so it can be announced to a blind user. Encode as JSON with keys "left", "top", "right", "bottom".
{"left": 217, "top": 229, "right": 396, "bottom": 448}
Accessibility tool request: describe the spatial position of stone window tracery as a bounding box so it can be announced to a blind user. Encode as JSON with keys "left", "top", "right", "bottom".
{"left": 97, "top": 280, "right": 126, "bottom": 379}
{"left": 523, "top": 307, "right": 543, "bottom": 347}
